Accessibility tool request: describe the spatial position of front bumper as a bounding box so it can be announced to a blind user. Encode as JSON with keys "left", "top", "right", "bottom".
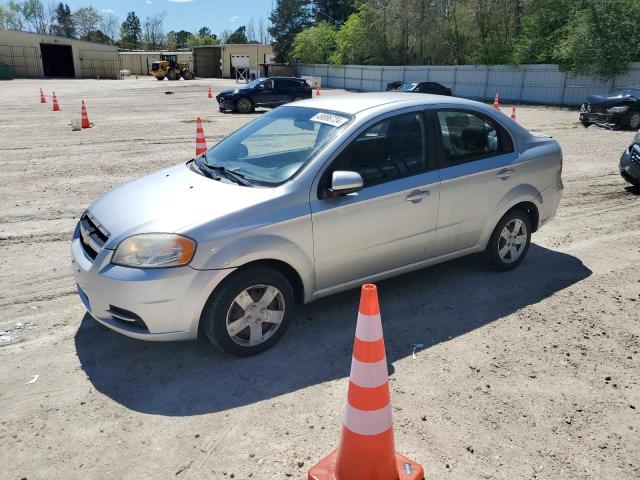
{"left": 620, "top": 146, "right": 640, "bottom": 185}
{"left": 71, "top": 224, "right": 235, "bottom": 341}
{"left": 579, "top": 111, "right": 625, "bottom": 126}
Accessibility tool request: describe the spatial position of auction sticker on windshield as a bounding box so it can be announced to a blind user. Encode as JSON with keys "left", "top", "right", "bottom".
{"left": 310, "top": 112, "right": 349, "bottom": 127}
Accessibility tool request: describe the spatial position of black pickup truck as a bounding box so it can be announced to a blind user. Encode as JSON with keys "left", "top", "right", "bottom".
{"left": 580, "top": 88, "right": 640, "bottom": 130}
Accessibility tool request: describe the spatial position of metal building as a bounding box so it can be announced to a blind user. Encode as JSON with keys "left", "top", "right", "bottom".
{"left": 192, "top": 44, "right": 274, "bottom": 79}
{"left": 0, "top": 29, "right": 119, "bottom": 79}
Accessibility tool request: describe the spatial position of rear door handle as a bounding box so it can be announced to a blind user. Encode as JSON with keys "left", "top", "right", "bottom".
{"left": 497, "top": 168, "right": 514, "bottom": 180}
{"left": 406, "top": 189, "right": 430, "bottom": 203}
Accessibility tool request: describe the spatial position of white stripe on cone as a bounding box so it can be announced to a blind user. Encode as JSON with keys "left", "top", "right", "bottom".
{"left": 349, "top": 357, "right": 389, "bottom": 388}
{"left": 354, "top": 313, "right": 383, "bottom": 342}
{"left": 343, "top": 403, "right": 393, "bottom": 436}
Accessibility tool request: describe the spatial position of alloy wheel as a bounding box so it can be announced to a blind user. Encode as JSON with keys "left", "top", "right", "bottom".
{"left": 237, "top": 98, "right": 252, "bottom": 113}
{"left": 629, "top": 113, "right": 640, "bottom": 130}
{"left": 225, "top": 285, "right": 285, "bottom": 347}
{"left": 497, "top": 219, "right": 528, "bottom": 264}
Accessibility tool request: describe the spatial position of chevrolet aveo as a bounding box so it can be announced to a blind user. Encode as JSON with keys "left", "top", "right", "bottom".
{"left": 72, "top": 93, "right": 563, "bottom": 356}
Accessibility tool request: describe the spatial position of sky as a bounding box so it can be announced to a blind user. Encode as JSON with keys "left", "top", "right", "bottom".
{"left": 61, "top": 0, "right": 275, "bottom": 35}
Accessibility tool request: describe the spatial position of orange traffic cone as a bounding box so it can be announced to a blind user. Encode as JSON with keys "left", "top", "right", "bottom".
{"left": 40, "top": 88, "right": 46, "bottom": 103}
{"left": 511, "top": 107, "right": 517, "bottom": 120}
{"left": 493, "top": 92, "right": 500, "bottom": 110}
{"left": 195, "top": 117, "right": 207, "bottom": 156}
{"left": 81, "top": 100, "right": 92, "bottom": 129}
{"left": 308, "top": 284, "right": 425, "bottom": 480}
{"left": 316, "top": 82, "right": 321, "bottom": 96}
{"left": 52, "top": 91, "right": 60, "bottom": 111}
{"left": 207, "top": 85, "right": 213, "bottom": 99}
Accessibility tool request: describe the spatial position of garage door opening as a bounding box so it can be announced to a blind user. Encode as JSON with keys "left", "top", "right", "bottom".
{"left": 40, "top": 43, "right": 75, "bottom": 77}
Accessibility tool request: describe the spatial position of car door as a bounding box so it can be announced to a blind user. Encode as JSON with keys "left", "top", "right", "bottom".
{"left": 310, "top": 109, "right": 441, "bottom": 292}
{"left": 273, "top": 79, "right": 297, "bottom": 104}
{"left": 252, "top": 78, "right": 275, "bottom": 106}
{"left": 431, "top": 108, "right": 518, "bottom": 256}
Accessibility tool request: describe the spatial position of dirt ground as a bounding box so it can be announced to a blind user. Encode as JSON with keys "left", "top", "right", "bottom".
{"left": 0, "top": 77, "right": 638, "bottom": 480}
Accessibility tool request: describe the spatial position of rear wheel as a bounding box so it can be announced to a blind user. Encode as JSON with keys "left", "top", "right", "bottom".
{"left": 155, "top": 76, "right": 165, "bottom": 81}
{"left": 167, "top": 69, "right": 178, "bottom": 81}
{"left": 236, "top": 97, "right": 254, "bottom": 114}
{"left": 292, "top": 96, "right": 304, "bottom": 102}
{"left": 182, "top": 69, "right": 193, "bottom": 80}
{"left": 201, "top": 267, "right": 295, "bottom": 356}
{"left": 486, "top": 209, "right": 532, "bottom": 271}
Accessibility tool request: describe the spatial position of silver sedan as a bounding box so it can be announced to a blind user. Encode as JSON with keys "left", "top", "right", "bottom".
{"left": 71, "top": 93, "right": 563, "bottom": 355}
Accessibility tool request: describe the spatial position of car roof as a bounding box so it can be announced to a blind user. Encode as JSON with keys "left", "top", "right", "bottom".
{"left": 288, "top": 92, "right": 484, "bottom": 115}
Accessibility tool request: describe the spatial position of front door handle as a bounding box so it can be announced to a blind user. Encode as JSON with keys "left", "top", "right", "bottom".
{"left": 497, "top": 168, "right": 514, "bottom": 180}
{"left": 406, "top": 189, "right": 430, "bottom": 203}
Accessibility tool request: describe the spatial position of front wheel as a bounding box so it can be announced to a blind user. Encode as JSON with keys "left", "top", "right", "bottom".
{"left": 235, "top": 97, "right": 254, "bottom": 114}
{"left": 201, "top": 267, "right": 295, "bottom": 356}
{"left": 627, "top": 112, "right": 640, "bottom": 131}
{"left": 486, "top": 209, "right": 532, "bottom": 271}
{"left": 155, "top": 76, "right": 165, "bottom": 81}
{"left": 182, "top": 69, "right": 193, "bottom": 80}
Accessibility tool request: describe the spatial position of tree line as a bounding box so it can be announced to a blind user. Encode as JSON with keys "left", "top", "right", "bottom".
{"left": 271, "top": 0, "right": 640, "bottom": 79}
{"left": 0, "top": 0, "right": 271, "bottom": 50}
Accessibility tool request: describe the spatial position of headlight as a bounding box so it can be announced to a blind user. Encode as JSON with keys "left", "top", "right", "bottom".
{"left": 112, "top": 234, "right": 196, "bottom": 268}
{"left": 607, "top": 106, "right": 629, "bottom": 113}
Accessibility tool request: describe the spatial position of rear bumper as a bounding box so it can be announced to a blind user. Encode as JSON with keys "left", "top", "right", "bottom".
{"left": 71, "top": 224, "right": 235, "bottom": 341}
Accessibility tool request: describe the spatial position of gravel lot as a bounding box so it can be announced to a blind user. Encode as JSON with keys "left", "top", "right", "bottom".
{"left": 0, "top": 77, "right": 638, "bottom": 480}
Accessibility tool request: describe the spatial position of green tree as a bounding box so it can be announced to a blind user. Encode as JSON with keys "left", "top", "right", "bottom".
{"left": 331, "top": 12, "right": 372, "bottom": 64}
{"left": 269, "top": 0, "right": 313, "bottom": 63}
{"left": 74, "top": 6, "right": 101, "bottom": 39}
{"left": 187, "top": 27, "right": 218, "bottom": 47}
{"left": 227, "top": 25, "right": 248, "bottom": 44}
{"left": 556, "top": 0, "right": 640, "bottom": 79}
{"left": 292, "top": 21, "right": 336, "bottom": 63}
{"left": 120, "top": 11, "right": 142, "bottom": 49}
{"left": 51, "top": 2, "right": 75, "bottom": 38}
{"left": 314, "top": 0, "right": 355, "bottom": 25}
{"left": 514, "top": 0, "right": 572, "bottom": 64}
{"left": 0, "top": 1, "right": 25, "bottom": 30}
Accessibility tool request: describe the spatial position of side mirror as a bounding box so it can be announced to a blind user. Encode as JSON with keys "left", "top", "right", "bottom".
{"left": 329, "top": 171, "right": 364, "bottom": 196}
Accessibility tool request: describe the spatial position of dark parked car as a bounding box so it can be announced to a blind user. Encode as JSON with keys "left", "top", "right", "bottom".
{"left": 216, "top": 77, "right": 312, "bottom": 113}
{"left": 388, "top": 81, "right": 453, "bottom": 96}
{"left": 620, "top": 131, "right": 640, "bottom": 187}
{"left": 385, "top": 80, "right": 404, "bottom": 91}
{"left": 580, "top": 88, "right": 640, "bottom": 130}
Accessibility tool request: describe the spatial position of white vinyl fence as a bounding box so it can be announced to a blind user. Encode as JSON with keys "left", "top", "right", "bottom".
{"left": 296, "top": 63, "right": 640, "bottom": 106}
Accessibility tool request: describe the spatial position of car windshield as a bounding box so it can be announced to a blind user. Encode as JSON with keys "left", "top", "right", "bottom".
{"left": 203, "top": 107, "right": 352, "bottom": 186}
{"left": 620, "top": 88, "right": 640, "bottom": 100}
{"left": 399, "top": 83, "right": 418, "bottom": 91}
{"left": 245, "top": 78, "right": 264, "bottom": 88}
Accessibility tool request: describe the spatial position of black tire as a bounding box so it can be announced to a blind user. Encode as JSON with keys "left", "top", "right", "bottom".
{"left": 201, "top": 267, "right": 295, "bottom": 356}
{"left": 486, "top": 209, "right": 532, "bottom": 271}
{"left": 627, "top": 112, "right": 640, "bottom": 131}
{"left": 155, "top": 76, "right": 165, "bottom": 81}
{"left": 292, "top": 96, "right": 304, "bottom": 102}
{"left": 167, "top": 69, "right": 178, "bottom": 81}
{"left": 182, "top": 70, "right": 193, "bottom": 80}
{"left": 581, "top": 120, "right": 591, "bottom": 128}
{"left": 235, "top": 97, "right": 254, "bottom": 114}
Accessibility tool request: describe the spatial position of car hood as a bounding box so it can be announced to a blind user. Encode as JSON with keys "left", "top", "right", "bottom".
{"left": 219, "top": 87, "right": 251, "bottom": 96}
{"left": 586, "top": 93, "right": 634, "bottom": 106}
{"left": 87, "top": 163, "right": 275, "bottom": 248}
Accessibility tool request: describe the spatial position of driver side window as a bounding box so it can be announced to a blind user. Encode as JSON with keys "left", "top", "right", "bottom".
{"left": 262, "top": 79, "right": 273, "bottom": 89}
{"left": 329, "top": 111, "right": 428, "bottom": 188}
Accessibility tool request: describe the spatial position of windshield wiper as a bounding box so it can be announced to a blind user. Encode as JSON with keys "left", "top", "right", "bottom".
{"left": 194, "top": 157, "right": 221, "bottom": 180}
{"left": 201, "top": 161, "right": 252, "bottom": 186}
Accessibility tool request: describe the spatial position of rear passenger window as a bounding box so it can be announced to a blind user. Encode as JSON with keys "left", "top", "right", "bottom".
{"left": 276, "top": 79, "right": 299, "bottom": 91}
{"left": 330, "top": 112, "right": 428, "bottom": 187}
{"left": 436, "top": 110, "right": 513, "bottom": 165}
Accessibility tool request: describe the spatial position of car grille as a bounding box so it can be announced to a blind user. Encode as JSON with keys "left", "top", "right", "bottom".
{"left": 631, "top": 146, "right": 640, "bottom": 168}
{"left": 79, "top": 212, "right": 110, "bottom": 260}
{"left": 584, "top": 103, "right": 607, "bottom": 114}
